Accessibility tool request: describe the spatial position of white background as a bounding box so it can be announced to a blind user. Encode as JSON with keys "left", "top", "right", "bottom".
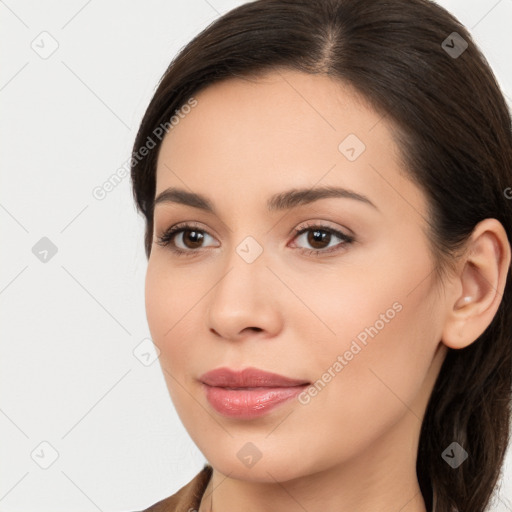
{"left": 1, "top": 1, "right": 511, "bottom": 511}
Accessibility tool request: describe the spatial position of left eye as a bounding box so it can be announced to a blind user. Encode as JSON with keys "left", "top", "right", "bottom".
{"left": 291, "top": 225, "right": 354, "bottom": 254}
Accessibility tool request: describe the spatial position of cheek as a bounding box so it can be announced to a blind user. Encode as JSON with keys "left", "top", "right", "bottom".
{"left": 297, "top": 254, "right": 438, "bottom": 443}
{"left": 316, "top": 231, "right": 438, "bottom": 367}
{"left": 145, "top": 261, "right": 170, "bottom": 346}
{"left": 144, "top": 262, "right": 202, "bottom": 413}
{"left": 145, "top": 258, "right": 202, "bottom": 341}
{"left": 144, "top": 260, "right": 197, "bottom": 368}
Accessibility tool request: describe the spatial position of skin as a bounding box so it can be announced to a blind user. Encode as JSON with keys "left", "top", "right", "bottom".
{"left": 145, "top": 68, "right": 511, "bottom": 512}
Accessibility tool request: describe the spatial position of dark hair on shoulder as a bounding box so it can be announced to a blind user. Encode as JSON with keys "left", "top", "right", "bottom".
{"left": 130, "top": 1, "right": 512, "bottom": 510}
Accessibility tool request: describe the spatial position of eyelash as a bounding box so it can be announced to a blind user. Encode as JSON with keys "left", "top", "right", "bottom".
{"left": 155, "top": 221, "right": 355, "bottom": 258}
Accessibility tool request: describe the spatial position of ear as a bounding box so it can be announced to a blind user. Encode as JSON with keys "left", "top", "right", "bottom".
{"left": 441, "top": 218, "right": 511, "bottom": 350}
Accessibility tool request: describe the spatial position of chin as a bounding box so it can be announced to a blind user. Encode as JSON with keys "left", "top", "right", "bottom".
{"left": 205, "top": 450, "right": 312, "bottom": 484}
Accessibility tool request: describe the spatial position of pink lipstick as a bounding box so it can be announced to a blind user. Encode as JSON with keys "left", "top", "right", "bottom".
{"left": 199, "top": 367, "right": 309, "bottom": 419}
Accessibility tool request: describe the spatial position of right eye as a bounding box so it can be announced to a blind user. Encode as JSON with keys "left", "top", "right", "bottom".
{"left": 155, "top": 222, "right": 219, "bottom": 256}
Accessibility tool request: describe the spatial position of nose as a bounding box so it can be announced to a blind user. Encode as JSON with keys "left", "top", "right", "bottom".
{"left": 206, "top": 244, "right": 282, "bottom": 341}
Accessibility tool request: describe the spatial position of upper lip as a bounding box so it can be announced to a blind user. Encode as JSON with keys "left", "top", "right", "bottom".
{"left": 199, "top": 367, "right": 310, "bottom": 388}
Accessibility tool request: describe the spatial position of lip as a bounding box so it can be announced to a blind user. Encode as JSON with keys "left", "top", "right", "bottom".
{"left": 199, "top": 366, "right": 310, "bottom": 387}
{"left": 199, "top": 367, "right": 310, "bottom": 419}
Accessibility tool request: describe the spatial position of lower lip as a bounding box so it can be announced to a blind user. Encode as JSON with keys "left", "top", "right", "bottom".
{"left": 202, "top": 383, "right": 308, "bottom": 419}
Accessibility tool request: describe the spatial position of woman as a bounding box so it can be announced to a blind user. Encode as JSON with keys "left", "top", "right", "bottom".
{"left": 130, "top": 0, "right": 512, "bottom": 510}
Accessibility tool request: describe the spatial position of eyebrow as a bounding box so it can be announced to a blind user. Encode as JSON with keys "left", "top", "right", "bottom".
{"left": 153, "top": 185, "right": 379, "bottom": 213}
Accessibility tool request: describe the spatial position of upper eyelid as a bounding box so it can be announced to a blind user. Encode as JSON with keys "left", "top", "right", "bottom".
{"left": 162, "top": 220, "right": 348, "bottom": 235}
{"left": 163, "top": 221, "right": 351, "bottom": 246}
{"left": 290, "top": 224, "right": 353, "bottom": 245}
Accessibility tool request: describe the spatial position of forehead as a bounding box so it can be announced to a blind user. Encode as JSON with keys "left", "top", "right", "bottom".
{"left": 156, "top": 69, "right": 385, "bottom": 173}
{"left": 154, "top": 69, "right": 426, "bottom": 222}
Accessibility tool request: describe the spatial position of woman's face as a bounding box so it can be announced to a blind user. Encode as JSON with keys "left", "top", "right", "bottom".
{"left": 145, "top": 69, "right": 449, "bottom": 482}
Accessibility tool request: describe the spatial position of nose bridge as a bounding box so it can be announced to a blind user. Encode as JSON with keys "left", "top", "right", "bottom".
{"left": 206, "top": 231, "right": 279, "bottom": 337}
{"left": 215, "top": 232, "right": 268, "bottom": 302}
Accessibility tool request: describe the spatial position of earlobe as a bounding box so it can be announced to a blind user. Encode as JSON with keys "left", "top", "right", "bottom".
{"left": 441, "top": 218, "right": 511, "bottom": 350}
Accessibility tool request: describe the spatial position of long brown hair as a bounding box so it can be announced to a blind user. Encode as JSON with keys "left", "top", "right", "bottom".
{"left": 130, "top": 1, "right": 512, "bottom": 510}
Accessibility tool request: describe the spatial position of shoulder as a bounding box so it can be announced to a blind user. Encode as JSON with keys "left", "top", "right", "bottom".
{"left": 134, "top": 464, "right": 213, "bottom": 512}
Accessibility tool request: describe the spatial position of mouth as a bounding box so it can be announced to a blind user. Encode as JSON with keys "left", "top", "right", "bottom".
{"left": 199, "top": 367, "right": 310, "bottom": 419}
